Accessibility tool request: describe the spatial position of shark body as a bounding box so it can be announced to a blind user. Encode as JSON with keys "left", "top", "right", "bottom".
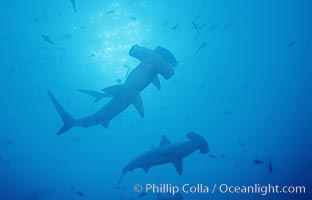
{"left": 117, "top": 132, "right": 209, "bottom": 187}
{"left": 48, "top": 45, "right": 177, "bottom": 135}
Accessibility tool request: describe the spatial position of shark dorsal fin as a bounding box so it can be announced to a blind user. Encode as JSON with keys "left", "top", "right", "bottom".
{"left": 160, "top": 135, "right": 171, "bottom": 146}
{"left": 132, "top": 94, "right": 144, "bottom": 118}
{"left": 152, "top": 76, "right": 161, "bottom": 90}
{"left": 102, "top": 85, "right": 124, "bottom": 95}
{"left": 172, "top": 159, "right": 183, "bottom": 175}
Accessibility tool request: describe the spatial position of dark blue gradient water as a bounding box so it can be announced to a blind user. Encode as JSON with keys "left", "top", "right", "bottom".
{"left": 1, "top": 0, "right": 311, "bottom": 199}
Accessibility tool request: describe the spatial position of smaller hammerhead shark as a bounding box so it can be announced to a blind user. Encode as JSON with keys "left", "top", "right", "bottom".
{"left": 116, "top": 132, "right": 209, "bottom": 187}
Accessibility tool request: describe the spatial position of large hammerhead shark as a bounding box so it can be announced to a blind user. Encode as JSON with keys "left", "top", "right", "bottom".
{"left": 117, "top": 132, "right": 209, "bottom": 187}
{"left": 48, "top": 45, "right": 177, "bottom": 135}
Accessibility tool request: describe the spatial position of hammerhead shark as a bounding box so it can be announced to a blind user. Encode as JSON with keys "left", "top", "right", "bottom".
{"left": 48, "top": 45, "right": 177, "bottom": 135}
{"left": 116, "top": 132, "right": 209, "bottom": 187}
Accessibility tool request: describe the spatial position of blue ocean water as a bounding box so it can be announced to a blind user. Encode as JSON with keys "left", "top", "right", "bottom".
{"left": 1, "top": 0, "right": 311, "bottom": 199}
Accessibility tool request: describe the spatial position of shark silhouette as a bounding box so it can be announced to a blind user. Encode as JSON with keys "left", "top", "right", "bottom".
{"left": 48, "top": 45, "right": 177, "bottom": 135}
{"left": 117, "top": 132, "right": 209, "bottom": 187}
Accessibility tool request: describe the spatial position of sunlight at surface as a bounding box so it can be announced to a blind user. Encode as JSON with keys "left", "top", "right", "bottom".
{"left": 87, "top": 3, "right": 150, "bottom": 81}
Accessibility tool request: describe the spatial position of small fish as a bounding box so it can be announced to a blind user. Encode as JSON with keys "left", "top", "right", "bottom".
{"left": 253, "top": 159, "right": 264, "bottom": 165}
{"left": 171, "top": 21, "right": 179, "bottom": 30}
{"left": 192, "top": 21, "right": 199, "bottom": 34}
{"left": 129, "top": 16, "right": 136, "bottom": 21}
{"left": 2, "top": 34, "right": 15, "bottom": 40}
{"left": 194, "top": 1, "right": 207, "bottom": 21}
{"left": 243, "top": 81, "right": 248, "bottom": 89}
{"left": 59, "top": 56, "right": 63, "bottom": 64}
{"left": 199, "top": 79, "right": 209, "bottom": 88}
{"left": 105, "top": 10, "right": 116, "bottom": 14}
{"left": 79, "top": 26, "right": 88, "bottom": 29}
{"left": 116, "top": 79, "right": 122, "bottom": 84}
{"left": 71, "top": 0, "right": 77, "bottom": 12}
{"left": 29, "top": 17, "right": 41, "bottom": 25}
{"left": 87, "top": 53, "right": 96, "bottom": 58}
{"left": 41, "top": 34, "right": 55, "bottom": 45}
{"left": 208, "top": 154, "right": 217, "bottom": 159}
{"left": 7, "top": 69, "right": 17, "bottom": 75}
{"left": 165, "top": 0, "right": 173, "bottom": 7}
{"left": 196, "top": 42, "right": 207, "bottom": 53}
{"left": 4, "top": 140, "right": 14, "bottom": 144}
{"left": 286, "top": 41, "right": 296, "bottom": 48}
{"left": 0, "top": 0, "right": 13, "bottom": 9}
{"left": 222, "top": 21, "right": 234, "bottom": 31}
{"left": 234, "top": 161, "right": 239, "bottom": 168}
{"left": 41, "top": 9, "right": 48, "bottom": 20}
{"left": 237, "top": 142, "right": 247, "bottom": 147}
{"left": 4, "top": 160, "right": 10, "bottom": 164}
{"left": 76, "top": 191, "right": 85, "bottom": 197}
{"left": 210, "top": 61, "right": 220, "bottom": 71}
{"left": 130, "top": 124, "right": 136, "bottom": 130}
{"left": 220, "top": 155, "right": 229, "bottom": 160}
{"left": 210, "top": 21, "right": 221, "bottom": 31}
{"left": 215, "top": 74, "right": 223, "bottom": 82}
{"left": 268, "top": 159, "right": 273, "bottom": 174}
{"left": 160, "top": 105, "right": 167, "bottom": 111}
{"left": 57, "top": 9, "right": 63, "bottom": 17}
{"left": 224, "top": 110, "right": 235, "bottom": 115}
{"left": 163, "top": 19, "right": 171, "bottom": 27}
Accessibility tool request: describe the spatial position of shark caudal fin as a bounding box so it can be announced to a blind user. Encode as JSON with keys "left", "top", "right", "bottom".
{"left": 47, "top": 89, "right": 76, "bottom": 135}
{"left": 115, "top": 173, "right": 125, "bottom": 189}
{"left": 186, "top": 132, "right": 209, "bottom": 154}
{"left": 78, "top": 89, "right": 113, "bottom": 103}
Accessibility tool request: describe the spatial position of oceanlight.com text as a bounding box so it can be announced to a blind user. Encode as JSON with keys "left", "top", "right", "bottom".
{"left": 133, "top": 183, "right": 306, "bottom": 196}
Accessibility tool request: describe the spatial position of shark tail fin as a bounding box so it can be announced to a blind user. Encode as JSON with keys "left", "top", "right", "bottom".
{"left": 115, "top": 172, "right": 126, "bottom": 189}
{"left": 48, "top": 89, "right": 76, "bottom": 135}
{"left": 186, "top": 131, "right": 209, "bottom": 154}
{"left": 78, "top": 89, "right": 113, "bottom": 103}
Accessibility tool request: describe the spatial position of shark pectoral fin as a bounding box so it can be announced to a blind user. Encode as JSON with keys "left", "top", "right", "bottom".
{"left": 172, "top": 160, "right": 183, "bottom": 175}
{"left": 152, "top": 76, "right": 161, "bottom": 90}
{"left": 172, "top": 159, "right": 183, "bottom": 175}
{"left": 132, "top": 94, "right": 144, "bottom": 118}
{"left": 102, "top": 85, "right": 124, "bottom": 95}
{"left": 160, "top": 135, "right": 171, "bottom": 146}
{"left": 142, "top": 166, "right": 149, "bottom": 173}
{"left": 101, "top": 120, "right": 110, "bottom": 129}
